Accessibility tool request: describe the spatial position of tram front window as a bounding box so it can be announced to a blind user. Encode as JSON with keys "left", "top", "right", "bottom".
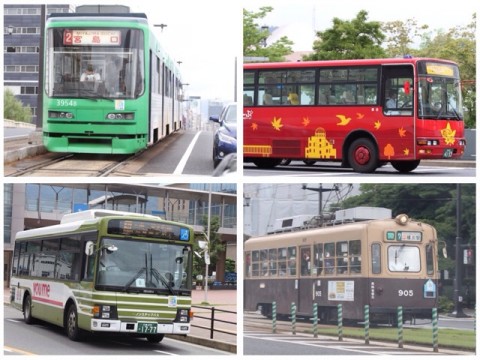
{"left": 387, "top": 245, "right": 420, "bottom": 272}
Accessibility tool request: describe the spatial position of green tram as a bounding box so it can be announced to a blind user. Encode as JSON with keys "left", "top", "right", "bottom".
{"left": 43, "top": 13, "right": 183, "bottom": 154}
{"left": 10, "top": 210, "right": 195, "bottom": 342}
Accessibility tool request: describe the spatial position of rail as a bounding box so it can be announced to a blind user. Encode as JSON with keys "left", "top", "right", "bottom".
{"left": 191, "top": 305, "right": 237, "bottom": 340}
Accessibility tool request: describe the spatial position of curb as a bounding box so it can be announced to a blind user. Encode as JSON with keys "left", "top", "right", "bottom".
{"left": 167, "top": 334, "right": 236, "bottom": 353}
{"left": 4, "top": 145, "right": 47, "bottom": 164}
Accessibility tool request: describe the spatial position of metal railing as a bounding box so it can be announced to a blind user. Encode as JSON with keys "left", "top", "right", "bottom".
{"left": 191, "top": 305, "right": 237, "bottom": 340}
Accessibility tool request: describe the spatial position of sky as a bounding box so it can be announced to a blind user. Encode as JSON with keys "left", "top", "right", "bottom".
{"left": 244, "top": 0, "right": 477, "bottom": 51}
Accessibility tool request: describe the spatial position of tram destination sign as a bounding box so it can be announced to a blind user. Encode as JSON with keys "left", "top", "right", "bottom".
{"left": 107, "top": 219, "right": 190, "bottom": 241}
{"left": 63, "top": 29, "right": 121, "bottom": 46}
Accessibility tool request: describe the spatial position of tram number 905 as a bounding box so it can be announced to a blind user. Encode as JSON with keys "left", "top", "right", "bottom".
{"left": 398, "top": 289, "right": 413, "bottom": 297}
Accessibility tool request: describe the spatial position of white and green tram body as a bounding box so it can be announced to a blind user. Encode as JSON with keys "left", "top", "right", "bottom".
{"left": 10, "top": 210, "right": 194, "bottom": 342}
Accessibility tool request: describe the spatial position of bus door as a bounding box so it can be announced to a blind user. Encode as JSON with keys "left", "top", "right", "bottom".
{"left": 381, "top": 65, "right": 415, "bottom": 158}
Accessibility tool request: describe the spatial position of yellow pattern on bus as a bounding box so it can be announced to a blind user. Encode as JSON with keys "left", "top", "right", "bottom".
{"left": 305, "top": 128, "right": 337, "bottom": 159}
{"left": 244, "top": 145, "right": 272, "bottom": 157}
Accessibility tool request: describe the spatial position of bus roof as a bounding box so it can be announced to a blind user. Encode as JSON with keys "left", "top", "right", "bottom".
{"left": 244, "top": 57, "right": 458, "bottom": 70}
{"left": 60, "top": 210, "right": 160, "bottom": 224}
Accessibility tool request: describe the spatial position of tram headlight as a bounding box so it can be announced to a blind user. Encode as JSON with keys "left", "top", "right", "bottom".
{"left": 49, "top": 110, "right": 74, "bottom": 119}
{"left": 395, "top": 214, "right": 409, "bottom": 225}
{"left": 106, "top": 112, "right": 134, "bottom": 120}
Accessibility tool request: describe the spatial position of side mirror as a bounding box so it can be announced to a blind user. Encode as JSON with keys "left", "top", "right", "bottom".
{"left": 85, "top": 241, "right": 95, "bottom": 256}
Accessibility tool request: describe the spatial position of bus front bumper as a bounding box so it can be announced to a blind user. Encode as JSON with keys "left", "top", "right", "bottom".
{"left": 91, "top": 319, "right": 190, "bottom": 334}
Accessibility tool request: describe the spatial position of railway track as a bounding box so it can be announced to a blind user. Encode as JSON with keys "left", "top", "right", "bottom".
{"left": 7, "top": 152, "right": 140, "bottom": 177}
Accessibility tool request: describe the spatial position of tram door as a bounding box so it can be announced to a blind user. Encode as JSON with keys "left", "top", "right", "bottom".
{"left": 298, "top": 245, "right": 314, "bottom": 315}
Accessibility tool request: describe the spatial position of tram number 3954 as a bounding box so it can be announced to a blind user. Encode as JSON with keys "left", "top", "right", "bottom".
{"left": 398, "top": 289, "right": 414, "bottom": 296}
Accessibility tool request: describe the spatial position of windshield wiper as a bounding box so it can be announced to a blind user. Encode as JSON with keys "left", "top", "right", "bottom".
{"left": 123, "top": 267, "right": 146, "bottom": 291}
{"left": 151, "top": 268, "right": 177, "bottom": 295}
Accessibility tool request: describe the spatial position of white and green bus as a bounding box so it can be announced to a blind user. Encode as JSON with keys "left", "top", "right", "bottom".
{"left": 10, "top": 210, "right": 196, "bottom": 342}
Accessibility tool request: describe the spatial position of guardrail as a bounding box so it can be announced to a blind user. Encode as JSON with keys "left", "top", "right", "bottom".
{"left": 191, "top": 305, "right": 237, "bottom": 340}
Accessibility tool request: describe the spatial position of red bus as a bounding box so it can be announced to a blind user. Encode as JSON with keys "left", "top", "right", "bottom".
{"left": 243, "top": 58, "right": 466, "bottom": 173}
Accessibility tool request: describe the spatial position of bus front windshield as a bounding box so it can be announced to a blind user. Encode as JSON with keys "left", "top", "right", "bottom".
{"left": 46, "top": 28, "right": 145, "bottom": 99}
{"left": 96, "top": 238, "right": 192, "bottom": 293}
{"left": 417, "top": 63, "right": 463, "bottom": 120}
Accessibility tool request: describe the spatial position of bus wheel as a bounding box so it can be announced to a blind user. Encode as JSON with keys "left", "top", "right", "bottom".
{"left": 253, "top": 158, "right": 281, "bottom": 168}
{"left": 391, "top": 160, "right": 420, "bottom": 173}
{"left": 146, "top": 334, "right": 165, "bottom": 343}
{"left": 66, "top": 304, "right": 83, "bottom": 341}
{"left": 348, "top": 138, "right": 378, "bottom": 173}
{"left": 23, "top": 294, "right": 35, "bottom": 324}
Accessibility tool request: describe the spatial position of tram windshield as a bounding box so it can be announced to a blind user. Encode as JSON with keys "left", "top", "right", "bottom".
{"left": 46, "top": 28, "right": 145, "bottom": 99}
{"left": 387, "top": 245, "right": 420, "bottom": 272}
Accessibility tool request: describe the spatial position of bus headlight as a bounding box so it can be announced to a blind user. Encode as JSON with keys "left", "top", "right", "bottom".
{"left": 176, "top": 309, "right": 191, "bottom": 323}
{"left": 93, "top": 304, "right": 118, "bottom": 319}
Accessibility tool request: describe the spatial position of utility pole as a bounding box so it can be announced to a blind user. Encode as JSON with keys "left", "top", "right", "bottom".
{"left": 452, "top": 184, "right": 467, "bottom": 317}
{"left": 301, "top": 184, "right": 339, "bottom": 221}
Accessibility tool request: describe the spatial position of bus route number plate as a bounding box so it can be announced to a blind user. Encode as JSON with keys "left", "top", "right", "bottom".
{"left": 137, "top": 322, "right": 157, "bottom": 334}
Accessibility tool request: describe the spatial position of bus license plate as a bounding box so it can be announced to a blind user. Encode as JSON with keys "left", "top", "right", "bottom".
{"left": 443, "top": 149, "right": 453, "bottom": 158}
{"left": 137, "top": 322, "right": 157, "bottom": 334}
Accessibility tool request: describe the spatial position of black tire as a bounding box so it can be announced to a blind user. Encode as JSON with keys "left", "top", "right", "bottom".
{"left": 23, "top": 294, "right": 35, "bottom": 324}
{"left": 65, "top": 304, "right": 84, "bottom": 341}
{"left": 347, "top": 138, "right": 379, "bottom": 173}
{"left": 391, "top": 160, "right": 420, "bottom": 173}
{"left": 146, "top": 334, "right": 165, "bottom": 343}
{"left": 253, "top": 158, "right": 282, "bottom": 169}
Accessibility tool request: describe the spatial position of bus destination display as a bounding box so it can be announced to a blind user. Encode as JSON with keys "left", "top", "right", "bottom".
{"left": 108, "top": 219, "right": 190, "bottom": 241}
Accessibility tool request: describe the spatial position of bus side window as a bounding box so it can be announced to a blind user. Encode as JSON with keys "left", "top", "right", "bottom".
{"left": 371, "top": 243, "right": 381, "bottom": 274}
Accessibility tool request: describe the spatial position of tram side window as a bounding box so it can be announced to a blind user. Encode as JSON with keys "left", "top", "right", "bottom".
{"left": 350, "top": 240, "right": 362, "bottom": 273}
{"left": 269, "top": 249, "right": 278, "bottom": 276}
{"left": 313, "top": 243, "right": 324, "bottom": 275}
{"left": 260, "top": 249, "right": 268, "bottom": 276}
{"left": 336, "top": 241, "right": 349, "bottom": 274}
{"left": 287, "top": 246, "right": 297, "bottom": 276}
{"left": 324, "top": 242, "right": 335, "bottom": 274}
{"left": 426, "top": 244, "right": 434, "bottom": 275}
{"left": 278, "top": 247, "right": 287, "bottom": 276}
{"left": 300, "top": 246, "right": 311, "bottom": 276}
{"left": 371, "top": 243, "right": 381, "bottom": 274}
{"left": 251, "top": 250, "right": 260, "bottom": 277}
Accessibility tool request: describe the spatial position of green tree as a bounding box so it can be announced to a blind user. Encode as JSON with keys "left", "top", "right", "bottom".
{"left": 340, "top": 184, "right": 476, "bottom": 278}
{"left": 192, "top": 215, "right": 225, "bottom": 281}
{"left": 243, "top": 7, "right": 294, "bottom": 62}
{"left": 4, "top": 89, "right": 32, "bottom": 122}
{"left": 305, "top": 10, "right": 386, "bottom": 60}
{"left": 382, "top": 18, "right": 429, "bottom": 57}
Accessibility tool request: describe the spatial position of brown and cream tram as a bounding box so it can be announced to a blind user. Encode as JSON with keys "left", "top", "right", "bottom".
{"left": 244, "top": 214, "right": 438, "bottom": 324}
